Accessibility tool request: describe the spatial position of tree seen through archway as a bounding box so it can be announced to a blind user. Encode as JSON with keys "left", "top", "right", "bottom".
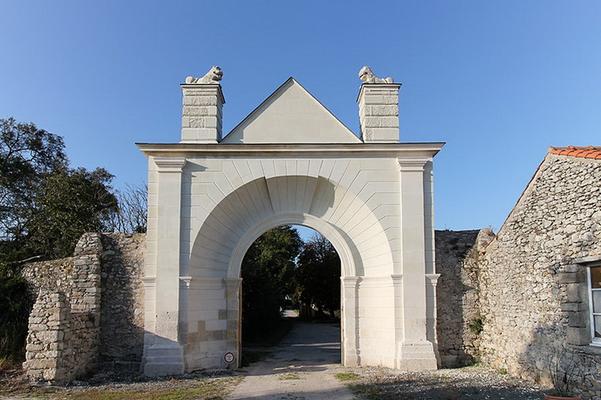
{"left": 240, "top": 225, "right": 341, "bottom": 345}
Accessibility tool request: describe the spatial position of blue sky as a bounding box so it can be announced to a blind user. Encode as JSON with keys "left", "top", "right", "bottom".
{"left": 1, "top": 1, "right": 600, "bottom": 234}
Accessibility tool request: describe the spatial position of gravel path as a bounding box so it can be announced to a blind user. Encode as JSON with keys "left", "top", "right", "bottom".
{"left": 347, "top": 365, "right": 548, "bottom": 400}
{"left": 229, "top": 321, "right": 353, "bottom": 400}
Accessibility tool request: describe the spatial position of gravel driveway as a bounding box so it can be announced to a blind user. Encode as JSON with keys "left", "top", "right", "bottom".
{"left": 229, "top": 321, "right": 353, "bottom": 400}
{"left": 346, "top": 365, "right": 548, "bottom": 400}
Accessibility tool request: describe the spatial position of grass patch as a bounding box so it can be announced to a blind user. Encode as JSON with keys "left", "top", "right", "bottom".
{"left": 1, "top": 377, "right": 241, "bottom": 400}
{"left": 278, "top": 373, "right": 301, "bottom": 380}
{"left": 60, "top": 377, "right": 238, "bottom": 400}
{"left": 334, "top": 371, "right": 360, "bottom": 382}
{"left": 468, "top": 316, "right": 485, "bottom": 335}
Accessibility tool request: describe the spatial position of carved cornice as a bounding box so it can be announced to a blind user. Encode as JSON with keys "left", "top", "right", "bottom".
{"left": 180, "top": 84, "right": 225, "bottom": 104}
{"left": 154, "top": 157, "right": 186, "bottom": 173}
{"left": 358, "top": 276, "right": 397, "bottom": 288}
{"left": 179, "top": 276, "right": 192, "bottom": 288}
{"left": 398, "top": 158, "right": 429, "bottom": 172}
{"left": 137, "top": 143, "right": 445, "bottom": 158}
{"left": 179, "top": 276, "right": 225, "bottom": 289}
{"left": 341, "top": 276, "right": 362, "bottom": 288}
{"left": 425, "top": 273, "right": 441, "bottom": 286}
{"left": 141, "top": 276, "right": 156, "bottom": 287}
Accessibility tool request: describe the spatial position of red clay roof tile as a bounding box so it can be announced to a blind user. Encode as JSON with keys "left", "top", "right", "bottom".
{"left": 549, "top": 146, "right": 601, "bottom": 160}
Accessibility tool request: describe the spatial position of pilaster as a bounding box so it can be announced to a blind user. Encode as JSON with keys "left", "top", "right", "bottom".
{"left": 341, "top": 276, "right": 361, "bottom": 366}
{"left": 143, "top": 156, "right": 186, "bottom": 377}
{"left": 397, "top": 158, "right": 438, "bottom": 370}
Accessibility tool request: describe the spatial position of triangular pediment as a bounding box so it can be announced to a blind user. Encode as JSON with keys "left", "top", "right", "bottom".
{"left": 221, "top": 78, "right": 360, "bottom": 144}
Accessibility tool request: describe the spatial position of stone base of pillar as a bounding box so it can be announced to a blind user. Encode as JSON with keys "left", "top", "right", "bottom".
{"left": 342, "top": 351, "right": 360, "bottom": 367}
{"left": 143, "top": 343, "right": 185, "bottom": 377}
{"left": 397, "top": 341, "right": 438, "bottom": 371}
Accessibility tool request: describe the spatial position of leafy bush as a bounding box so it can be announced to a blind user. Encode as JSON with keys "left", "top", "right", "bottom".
{"left": 0, "top": 262, "right": 33, "bottom": 362}
{"left": 468, "top": 316, "right": 484, "bottom": 335}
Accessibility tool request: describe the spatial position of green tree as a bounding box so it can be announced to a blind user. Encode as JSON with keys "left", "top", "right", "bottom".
{"left": 241, "top": 226, "right": 302, "bottom": 341}
{"left": 0, "top": 118, "right": 118, "bottom": 362}
{"left": 27, "top": 168, "right": 118, "bottom": 259}
{"left": 0, "top": 118, "right": 119, "bottom": 261}
{"left": 0, "top": 117, "right": 67, "bottom": 261}
{"left": 295, "top": 234, "right": 341, "bottom": 318}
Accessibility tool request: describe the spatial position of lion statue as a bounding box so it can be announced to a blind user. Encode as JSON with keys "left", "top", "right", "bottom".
{"left": 358, "top": 66, "right": 393, "bottom": 84}
{"left": 185, "top": 66, "right": 223, "bottom": 84}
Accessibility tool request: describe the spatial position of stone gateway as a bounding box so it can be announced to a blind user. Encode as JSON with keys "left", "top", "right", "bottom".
{"left": 137, "top": 66, "right": 444, "bottom": 375}
{"left": 19, "top": 67, "right": 601, "bottom": 398}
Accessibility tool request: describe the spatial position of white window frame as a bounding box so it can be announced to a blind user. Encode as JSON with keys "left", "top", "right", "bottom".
{"left": 588, "top": 264, "right": 601, "bottom": 346}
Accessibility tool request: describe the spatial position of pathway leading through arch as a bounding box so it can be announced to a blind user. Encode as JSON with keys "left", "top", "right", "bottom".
{"left": 229, "top": 321, "right": 353, "bottom": 400}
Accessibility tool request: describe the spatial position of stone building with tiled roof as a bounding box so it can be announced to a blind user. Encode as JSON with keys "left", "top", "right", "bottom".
{"left": 476, "top": 146, "right": 601, "bottom": 398}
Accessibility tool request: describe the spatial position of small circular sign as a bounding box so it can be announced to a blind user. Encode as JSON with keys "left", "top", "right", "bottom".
{"left": 224, "top": 352, "right": 235, "bottom": 364}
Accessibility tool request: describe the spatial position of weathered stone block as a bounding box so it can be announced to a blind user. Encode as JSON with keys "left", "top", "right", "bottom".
{"left": 568, "top": 311, "right": 588, "bottom": 327}
{"left": 566, "top": 283, "right": 582, "bottom": 302}
{"left": 561, "top": 302, "right": 587, "bottom": 312}
{"left": 558, "top": 272, "right": 581, "bottom": 284}
{"left": 567, "top": 327, "right": 590, "bottom": 345}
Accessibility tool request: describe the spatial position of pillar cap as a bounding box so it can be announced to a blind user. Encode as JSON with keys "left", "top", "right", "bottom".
{"left": 180, "top": 83, "right": 225, "bottom": 104}
{"left": 357, "top": 83, "right": 401, "bottom": 102}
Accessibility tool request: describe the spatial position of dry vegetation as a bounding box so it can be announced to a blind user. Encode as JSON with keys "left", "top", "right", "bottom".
{"left": 0, "top": 369, "right": 241, "bottom": 400}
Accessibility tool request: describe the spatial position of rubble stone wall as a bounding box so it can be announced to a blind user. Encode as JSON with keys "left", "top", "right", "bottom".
{"left": 99, "top": 233, "right": 145, "bottom": 372}
{"left": 434, "top": 229, "right": 494, "bottom": 367}
{"left": 22, "top": 291, "right": 74, "bottom": 382}
{"left": 478, "top": 154, "right": 601, "bottom": 399}
{"left": 22, "top": 233, "right": 145, "bottom": 382}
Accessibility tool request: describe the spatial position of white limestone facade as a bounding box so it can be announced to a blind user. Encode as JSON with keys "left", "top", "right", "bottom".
{"left": 137, "top": 67, "right": 444, "bottom": 376}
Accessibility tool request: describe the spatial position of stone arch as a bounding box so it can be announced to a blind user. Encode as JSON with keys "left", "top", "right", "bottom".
{"left": 188, "top": 174, "right": 396, "bottom": 281}
{"left": 226, "top": 213, "right": 356, "bottom": 279}
{"left": 179, "top": 173, "right": 397, "bottom": 371}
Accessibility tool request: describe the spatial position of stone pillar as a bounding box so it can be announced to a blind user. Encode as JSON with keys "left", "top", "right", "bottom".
{"left": 143, "top": 157, "right": 186, "bottom": 377}
{"left": 397, "top": 158, "right": 438, "bottom": 370}
{"left": 341, "top": 276, "right": 360, "bottom": 366}
{"left": 70, "top": 233, "right": 103, "bottom": 377}
{"left": 225, "top": 278, "right": 242, "bottom": 368}
{"left": 358, "top": 83, "right": 401, "bottom": 143}
{"left": 24, "top": 291, "right": 73, "bottom": 383}
{"left": 180, "top": 83, "right": 225, "bottom": 143}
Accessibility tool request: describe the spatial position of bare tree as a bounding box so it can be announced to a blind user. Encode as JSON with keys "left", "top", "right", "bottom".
{"left": 106, "top": 184, "right": 147, "bottom": 233}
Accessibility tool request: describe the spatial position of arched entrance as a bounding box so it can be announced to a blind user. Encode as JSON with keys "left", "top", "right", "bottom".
{"left": 182, "top": 174, "right": 376, "bottom": 371}
{"left": 238, "top": 225, "right": 342, "bottom": 367}
{"left": 137, "top": 70, "right": 443, "bottom": 376}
